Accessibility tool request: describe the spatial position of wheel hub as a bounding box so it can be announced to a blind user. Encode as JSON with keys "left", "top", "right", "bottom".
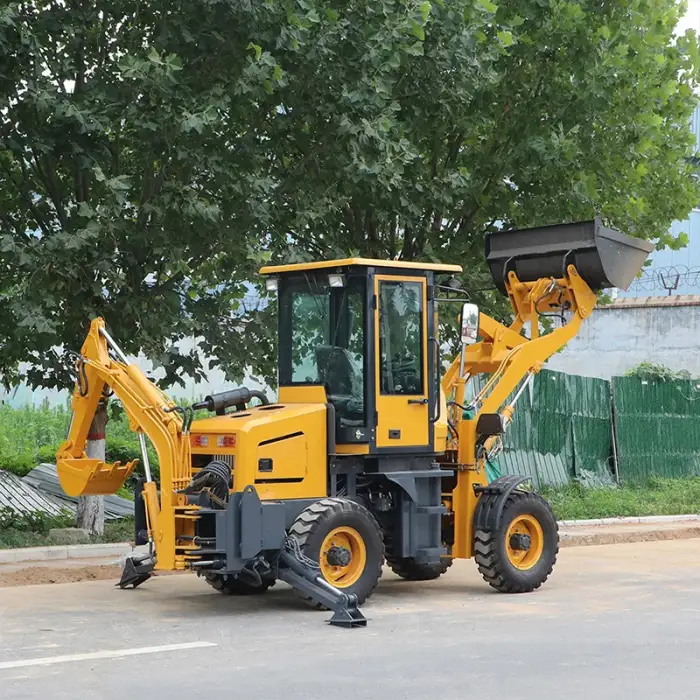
{"left": 505, "top": 513, "right": 545, "bottom": 570}
{"left": 509, "top": 533, "right": 532, "bottom": 551}
{"left": 319, "top": 526, "right": 367, "bottom": 587}
{"left": 326, "top": 545, "right": 352, "bottom": 567}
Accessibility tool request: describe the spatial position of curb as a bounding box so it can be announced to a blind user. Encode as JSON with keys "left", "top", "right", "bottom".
{"left": 559, "top": 524, "right": 700, "bottom": 548}
{"left": 0, "top": 542, "right": 140, "bottom": 565}
{"left": 558, "top": 514, "right": 700, "bottom": 527}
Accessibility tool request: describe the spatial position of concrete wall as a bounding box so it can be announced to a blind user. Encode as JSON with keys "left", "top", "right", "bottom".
{"left": 546, "top": 297, "right": 700, "bottom": 379}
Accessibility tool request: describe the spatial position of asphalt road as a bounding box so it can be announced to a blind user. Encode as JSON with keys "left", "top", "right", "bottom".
{"left": 2, "top": 539, "right": 700, "bottom": 700}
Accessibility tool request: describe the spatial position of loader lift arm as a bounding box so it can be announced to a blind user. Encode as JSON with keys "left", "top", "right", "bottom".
{"left": 443, "top": 266, "right": 597, "bottom": 560}
{"left": 439, "top": 218, "right": 652, "bottom": 563}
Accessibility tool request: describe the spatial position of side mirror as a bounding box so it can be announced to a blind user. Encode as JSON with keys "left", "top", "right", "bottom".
{"left": 460, "top": 302, "right": 479, "bottom": 345}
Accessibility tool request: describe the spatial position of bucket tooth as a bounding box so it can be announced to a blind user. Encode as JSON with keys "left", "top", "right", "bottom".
{"left": 485, "top": 218, "right": 654, "bottom": 294}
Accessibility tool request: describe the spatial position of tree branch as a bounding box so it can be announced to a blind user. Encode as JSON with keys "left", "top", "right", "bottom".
{"left": 31, "top": 147, "right": 67, "bottom": 226}
{"left": 0, "top": 158, "right": 52, "bottom": 236}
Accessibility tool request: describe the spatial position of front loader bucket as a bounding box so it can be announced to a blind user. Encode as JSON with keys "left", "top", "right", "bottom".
{"left": 485, "top": 218, "right": 654, "bottom": 294}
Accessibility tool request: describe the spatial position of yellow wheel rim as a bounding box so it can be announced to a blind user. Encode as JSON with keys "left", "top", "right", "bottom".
{"left": 319, "top": 526, "right": 367, "bottom": 588}
{"left": 505, "top": 514, "right": 544, "bottom": 570}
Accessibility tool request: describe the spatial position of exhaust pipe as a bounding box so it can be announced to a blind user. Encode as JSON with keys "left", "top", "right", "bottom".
{"left": 485, "top": 218, "right": 654, "bottom": 294}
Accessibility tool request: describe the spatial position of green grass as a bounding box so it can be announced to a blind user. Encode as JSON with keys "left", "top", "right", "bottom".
{"left": 0, "top": 514, "right": 135, "bottom": 549}
{"left": 0, "top": 402, "right": 158, "bottom": 480}
{"left": 0, "top": 403, "right": 71, "bottom": 475}
{"left": 542, "top": 477, "right": 700, "bottom": 520}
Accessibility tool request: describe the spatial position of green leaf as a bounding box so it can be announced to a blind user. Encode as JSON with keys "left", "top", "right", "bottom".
{"left": 420, "top": 2, "right": 432, "bottom": 23}
{"left": 77, "top": 201, "right": 95, "bottom": 218}
{"left": 403, "top": 41, "right": 425, "bottom": 56}
{"left": 411, "top": 21, "right": 426, "bottom": 41}
{"left": 387, "top": 52, "right": 401, "bottom": 69}
{"left": 497, "top": 30, "right": 514, "bottom": 47}
{"left": 247, "top": 42, "right": 263, "bottom": 61}
{"left": 476, "top": 0, "right": 498, "bottom": 13}
{"left": 325, "top": 8, "right": 339, "bottom": 22}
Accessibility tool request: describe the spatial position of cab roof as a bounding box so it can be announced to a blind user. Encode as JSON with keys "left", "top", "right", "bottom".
{"left": 259, "top": 257, "right": 463, "bottom": 275}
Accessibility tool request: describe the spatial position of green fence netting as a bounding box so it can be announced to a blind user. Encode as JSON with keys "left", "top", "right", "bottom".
{"left": 464, "top": 368, "right": 700, "bottom": 488}
{"left": 612, "top": 376, "right": 700, "bottom": 483}
{"left": 490, "top": 369, "right": 615, "bottom": 487}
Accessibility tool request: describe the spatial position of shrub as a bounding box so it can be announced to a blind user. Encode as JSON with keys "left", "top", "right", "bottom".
{"left": 0, "top": 507, "right": 73, "bottom": 533}
{"left": 625, "top": 362, "right": 692, "bottom": 382}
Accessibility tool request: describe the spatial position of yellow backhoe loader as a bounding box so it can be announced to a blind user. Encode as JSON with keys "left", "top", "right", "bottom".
{"left": 56, "top": 218, "right": 652, "bottom": 627}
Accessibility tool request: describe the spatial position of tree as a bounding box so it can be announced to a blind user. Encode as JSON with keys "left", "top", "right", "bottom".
{"left": 0, "top": 1, "right": 285, "bottom": 531}
{"left": 246, "top": 0, "right": 700, "bottom": 319}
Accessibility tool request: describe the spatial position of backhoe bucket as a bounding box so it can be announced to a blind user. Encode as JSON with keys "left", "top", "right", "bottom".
{"left": 485, "top": 218, "right": 654, "bottom": 294}
{"left": 57, "top": 454, "right": 137, "bottom": 497}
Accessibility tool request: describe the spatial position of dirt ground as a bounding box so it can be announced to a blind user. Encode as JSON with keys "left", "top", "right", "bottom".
{"left": 0, "top": 564, "right": 122, "bottom": 587}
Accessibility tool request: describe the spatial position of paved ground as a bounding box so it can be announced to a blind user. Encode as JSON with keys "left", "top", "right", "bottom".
{"left": 2, "top": 539, "right": 700, "bottom": 699}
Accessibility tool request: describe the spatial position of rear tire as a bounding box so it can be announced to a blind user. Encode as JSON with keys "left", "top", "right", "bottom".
{"left": 202, "top": 572, "right": 275, "bottom": 596}
{"left": 288, "top": 497, "right": 384, "bottom": 608}
{"left": 386, "top": 555, "right": 453, "bottom": 581}
{"left": 384, "top": 530, "right": 453, "bottom": 581}
{"left": 474, "top": 490, "right": 559, "bottom": 593}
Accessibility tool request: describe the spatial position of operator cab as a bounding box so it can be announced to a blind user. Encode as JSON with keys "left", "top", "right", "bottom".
{"left": 260, "top": 258, "right": 462, "bottom": 455}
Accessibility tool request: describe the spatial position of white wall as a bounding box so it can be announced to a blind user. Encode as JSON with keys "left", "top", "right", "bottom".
{"left": 546, "top": 298, "right": 700, "bottom": 379}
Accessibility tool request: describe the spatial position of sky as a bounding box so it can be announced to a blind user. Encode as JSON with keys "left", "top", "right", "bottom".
{"left": 677, "top": 0, "right": 700, "bottom": 35}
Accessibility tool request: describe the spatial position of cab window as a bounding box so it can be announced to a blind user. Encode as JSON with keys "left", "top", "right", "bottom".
{"left": 280, "top": 277, "right": 366, "bottom": 427}
{"left": 378, "top": 280, "right": 424, "bottom": 395}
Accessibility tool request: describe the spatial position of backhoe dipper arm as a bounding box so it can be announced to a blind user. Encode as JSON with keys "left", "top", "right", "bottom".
{"left": 57, "top": 318, "right": 190, "bottom": 570}
{"left": 445, "top": 266, "right": 597, "bottom": 559}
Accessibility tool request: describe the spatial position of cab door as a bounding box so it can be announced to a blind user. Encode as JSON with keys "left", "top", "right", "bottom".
{"left": 374, "top": 275, "right": 430, "bottom": 448}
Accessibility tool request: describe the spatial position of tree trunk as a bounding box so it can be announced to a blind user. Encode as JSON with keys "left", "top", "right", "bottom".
{"left": 76, "top": 401, "right": 107, "bottom": 535}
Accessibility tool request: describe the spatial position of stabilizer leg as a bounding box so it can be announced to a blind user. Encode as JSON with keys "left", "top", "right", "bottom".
{"left": 278, "top": 540, "right": 367, "bottom": 628}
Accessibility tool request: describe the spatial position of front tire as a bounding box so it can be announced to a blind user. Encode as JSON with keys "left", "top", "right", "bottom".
{"left": 474, "top": 490, "right": 559, "bottom": 593}
{"left": 288, "top": 497, "right": 384, "bottom": 607}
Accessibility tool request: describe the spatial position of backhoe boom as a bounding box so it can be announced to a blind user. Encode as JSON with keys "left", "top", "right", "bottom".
{"left": 57, "top": 317, "right": 189, "bottom": 570}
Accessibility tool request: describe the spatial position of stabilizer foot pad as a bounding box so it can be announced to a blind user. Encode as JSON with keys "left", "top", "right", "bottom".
{"left": 328, "top": 604, "right": 368, "bottom": 628}
{"left": 117, "top": 554, "right": 155, "bottom": 589}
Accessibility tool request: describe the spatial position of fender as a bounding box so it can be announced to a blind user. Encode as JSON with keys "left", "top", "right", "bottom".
{"left": 472, "top": 475, "right": 532, "bottom": 532}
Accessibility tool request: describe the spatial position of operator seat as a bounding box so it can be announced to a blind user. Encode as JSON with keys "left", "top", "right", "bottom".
{"left": 315, "top": 346, "right": 364, "bottom": 427}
